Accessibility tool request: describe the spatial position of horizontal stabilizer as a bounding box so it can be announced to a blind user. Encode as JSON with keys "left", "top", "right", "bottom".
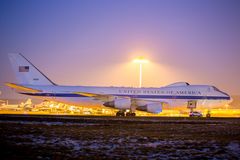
{"left": 5, "top": 83, "right": 42, "bottom": 93}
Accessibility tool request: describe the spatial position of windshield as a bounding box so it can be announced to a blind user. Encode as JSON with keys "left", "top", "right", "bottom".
{"left": 211, "top": 86, "right": 229, "bottom": 97}
{"left": 212, "top": 86, "right": 221, "bottom": 92}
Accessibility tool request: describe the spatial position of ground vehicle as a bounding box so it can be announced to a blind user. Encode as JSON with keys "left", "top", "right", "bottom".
{"left": 189, "top": 111, "right": 203, "bottom": 117}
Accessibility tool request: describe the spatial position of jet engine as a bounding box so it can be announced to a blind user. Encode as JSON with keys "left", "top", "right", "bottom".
{"left": 103, "top": 98, "right": 131, "bottom": 109}
{"left": 137, "top": 103, "right": 162, "bottom": 113}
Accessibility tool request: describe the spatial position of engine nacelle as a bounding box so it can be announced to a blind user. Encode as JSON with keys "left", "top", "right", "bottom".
{"left": 137, "top": 103, "right": 162, "bottom": 113}
{"left": 103, "top": 98, "right": 131, "bottom": 109}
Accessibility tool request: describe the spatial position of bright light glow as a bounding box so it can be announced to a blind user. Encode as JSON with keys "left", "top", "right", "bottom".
{"left": 133, "top": 57, "right": 149, "bottom": 88}
{"left": 133, "top": 57, "right": 149, "bottom": 64}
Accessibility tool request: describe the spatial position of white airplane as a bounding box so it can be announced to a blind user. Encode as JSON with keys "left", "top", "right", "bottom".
{"left": 6, "top": 53, "right": 232, "bottom": 116}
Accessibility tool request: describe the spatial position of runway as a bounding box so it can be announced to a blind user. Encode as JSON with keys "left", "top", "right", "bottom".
{"left": 0, "top": 115, "right": 240, "bottom": 159}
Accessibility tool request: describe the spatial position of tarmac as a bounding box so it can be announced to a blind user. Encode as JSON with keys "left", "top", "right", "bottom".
{"left": 0, "top": 114, "right": 240, "bottom": 159}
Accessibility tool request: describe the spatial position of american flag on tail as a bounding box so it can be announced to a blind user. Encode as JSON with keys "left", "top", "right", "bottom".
{"left": 19, "top": 66, "right": 29, "bottom": 72}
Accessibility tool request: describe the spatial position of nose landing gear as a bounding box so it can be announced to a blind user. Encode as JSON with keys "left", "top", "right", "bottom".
{"left": 206, "top": 110, "right": 211, "bottom": 118}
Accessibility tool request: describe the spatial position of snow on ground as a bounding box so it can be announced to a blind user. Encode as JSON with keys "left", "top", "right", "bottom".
{"left": 7, "top": 133, "right": 240, "bottom": 159}
{"left": 1, "top": 116, "right": 240, "bottom": 159}
{"left": 226, "top": 141, "right": 240, "bottom": 157}
{"left": 0, "top": 120, "right": 97, "bottom": 126}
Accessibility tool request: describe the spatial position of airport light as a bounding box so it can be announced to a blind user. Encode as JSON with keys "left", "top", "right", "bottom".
{"left": 133, "top": 57, "right": 149, "bottom": 88}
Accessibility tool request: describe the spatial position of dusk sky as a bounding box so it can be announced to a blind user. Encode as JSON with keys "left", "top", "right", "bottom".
{"left": 0, "top": 0, "right": 240, "bottom": 98}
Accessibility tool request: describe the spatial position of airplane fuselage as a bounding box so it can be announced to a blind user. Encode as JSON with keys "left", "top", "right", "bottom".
{"left": 19, "top": 84, "right": 231, "bottom": 109}
{"left": 6, "top": 53, "right": 232, "bottom": 115}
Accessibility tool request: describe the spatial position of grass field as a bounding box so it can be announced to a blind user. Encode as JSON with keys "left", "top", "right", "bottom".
{"left": 0, "top": 115, "right": 240, "bottom": 159}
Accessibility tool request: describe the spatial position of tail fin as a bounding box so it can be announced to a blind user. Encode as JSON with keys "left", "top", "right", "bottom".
{"left": 8, "top": 53, "right": 56, "bottom": 85}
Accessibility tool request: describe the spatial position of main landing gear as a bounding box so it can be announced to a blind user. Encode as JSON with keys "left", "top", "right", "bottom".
{"left": 116, "top": 110, "right": 136, "bottom": 117}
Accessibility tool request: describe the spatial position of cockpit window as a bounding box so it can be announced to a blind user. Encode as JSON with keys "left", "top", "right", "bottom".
{"left": 212, "top": 86, "right": 221, "bottom": 92}
{"left": 211, "top": 86, "right": 229, "bottom": 97}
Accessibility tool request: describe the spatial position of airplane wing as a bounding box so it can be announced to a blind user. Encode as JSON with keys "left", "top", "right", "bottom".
{"left": 5, "top": 83, "right": 42, "bottom": 93}
{"left": 74, "top": 91, "right": 168, "bottom": 104}
{"left": 74, "top": 92, "right": 115, "bottom": 101}
{"left": 75, "top": 91, "right": 167, "bottom": 113}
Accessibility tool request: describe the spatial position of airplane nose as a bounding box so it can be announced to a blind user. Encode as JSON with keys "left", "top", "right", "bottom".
{"left": 220, "top": 91, "right": 231, "bottom": 100}
{"left": 227, "top": 94, "right": 231, "bottom": 101}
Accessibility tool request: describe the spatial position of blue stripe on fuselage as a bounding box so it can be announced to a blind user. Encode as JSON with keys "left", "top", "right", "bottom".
{"left": 20, "top": 93, "right": 230, "bottom": 100}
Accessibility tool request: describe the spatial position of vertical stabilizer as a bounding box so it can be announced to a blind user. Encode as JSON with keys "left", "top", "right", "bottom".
{"left": 8, "top": 53, "right": 56, "bottom": 85}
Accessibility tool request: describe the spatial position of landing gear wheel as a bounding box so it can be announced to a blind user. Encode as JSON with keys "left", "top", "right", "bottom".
{"left": 206, "top": 110, "right": 211, "bottom": 118}
{"left": 130, "top": 113, "right": 136, "bottom": 116}
{"left": 116, "top": 111, "right": 125, "bottom": 117}
{"left": 116, "top": 112, "right": 121, "bottom": 117}
{"left": 206, "top": 113, "right": 211, "bottom": 118}
{"left": 126, "top": 112, "right": 136, "bottom": 117}
{"left": 120, "top": 112, "right": 125, "bottom": 116}
{"left": 126, "top": 112, "right": 131, "bottom": 117}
